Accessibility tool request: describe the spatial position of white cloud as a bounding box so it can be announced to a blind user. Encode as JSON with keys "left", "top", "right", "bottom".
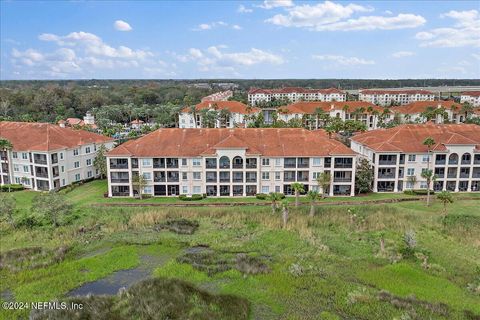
{"left": 392, "top": 51, "right": 415, "bottom": 58}
{"left": 114, "top": 20, "right": 133, "bottom": 31}
{"left": 232, "top": 25, "right": 242, "bottom": 30}
{"left": 193, "top": 21, "right": 242, "bottom": 31}
{"left": 312, "top": 54, "right": 374, "bottom": 66}
{"left": 415, "top": 10, "right": 480, "bottom": 47}
{"left": 258, "top": 0, "right": 294, "bottom": 9}
{"left": 238, "top": 5, "right": 253, "bottom": 13}
{"left": 265, "top": 1, "right": 425, "bottom": 31}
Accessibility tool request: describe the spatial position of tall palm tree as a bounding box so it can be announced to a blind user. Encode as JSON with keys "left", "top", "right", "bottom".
{"left": 306, "top": 190, "right": 319, "bottom": 217}
{"left": 423, "top": 137, "right": 436, "bottom": 170}
{"left": 268, "top": 192, "right": 282, "bottom": 215}
{"left": 291, "top": 182, "right": 305, "bottom": 207}
{"left": 316, "top": 172, "right": 331, "bottom": 198}
{"left": 189, "top": 105, "right": 198, "bottom": 128}
{"left": 421, "top": 169, "right": 436, "bottom": 207}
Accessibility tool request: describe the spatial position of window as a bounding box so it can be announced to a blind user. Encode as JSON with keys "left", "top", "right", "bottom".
{"left": 262, "top": 172, "right": 270, "bottom": 180}
{"left": 15, "top": 177, "right": 21, "bottom": 184}
{"left": 312, "top": 158, "right": 321, "bottom": 166}
{"left": 13, "top": 164, "right": 19, "bottom": 172}
{"left": 420, "top": 181, "right": 428, "bottom": 189}
{"left": 85, "top": 147, "right": 91, "bottom": 154}
{"left": 406, "top": 182, "right": 414, "bottom": 189}
{"left": 61, "top": 166, "right": 65, "bottom": 173}
{"left": 275, "top": 158, "right": 281, "bottom": 166}
{"left": 262, "top": 158, "right": 270, "bottom": 166}
{"left": 60, "top": 153, "right": 64, "bottom": 160}
{"left": 22, "top": 153, "right": 28, "bottom": 160}
{"left": 407, "top": 168, "right": 415, "bottom": 176}
{"left": 422, "top": 155, "right": 430, "bottom": 162}
{"left": 143, "top": 172, "right": 152, "bottom": 180}
{"left": 62, "top": 179, "right": 65, "bottom": 186}
{"left": 74, "top": 161, "right": 80, "bottom": 168}
{"left": 86, "top": 159, "right": 92, "bottom": 166}
{"left": 75, "top": 173, "right": 81, "bottom": 181}
{"left": 193, "top": 186, "right": 201, "bottom": 194}
{"left": 275, "top": 186, "right": 280, "bottom": 193}
{"left": 193, "top": 172, "right": 201, "bottom": 180}
{"left": 182, "top": 172, "right": 188, "bottom": 180}
{"left": 87, "top": 171, "right": 93, "bottom": 178}
{"left": 142, "top": 159, "right": 152, "bottom": 167}
{"left": 313, "top": 172, "right": 321, "bottom": 179}
{"left": 12, "top": 152, "right": 17, "bottom": 159}
{"left": 193, "top": 158, "right": 201, "bottom": 166}
{"left": 275, "top": 172, "right": 281, "bottom": 181}
{"left": 182, "top": 186, "right": 188, "bottom": 194}
{"left": 181, "top": 158, "right": 187, "bottom": 166}
{"left": 73, "top": 149, "right": 79, "bottom": 156}
{"left": 23, "top": 165, "right": 29, "bottom": 173}
{"left": 144, "top": 186, "right": 152, "bottom": 194}
{"left": 261, "top": 186, "right": 269, "bottom": 193}
{"left": 408, "top": 155, "right": 416, "bottom": 162}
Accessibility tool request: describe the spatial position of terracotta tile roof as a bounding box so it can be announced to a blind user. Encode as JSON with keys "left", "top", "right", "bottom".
{"left": 279, "top": 101, "right": 383, "bottom": 114}
{"left": 0, "top": 121, "right": 113, "bottom": 151}
{"left": 66, "top": 118, "right": 83, "bottom": 125}
{"left": 359, "top": 89, "right": 434, "bottom": 95}
{"left": 182, "top": 101, "right": 260, "bottom": 115}
{"left": 248, "top": 87, "right": 345, "bottom": 95}
{"left": 351, "top": 123, "right": 480, "bottom": 153}
{"left": 107, "top": 128, "right": 355, "bottom": 157}
{"left": 462, "top": 91, "right": 480, "bottom": 97}
{"left": 390, "top": 100, "right": 462, "bottom": 114}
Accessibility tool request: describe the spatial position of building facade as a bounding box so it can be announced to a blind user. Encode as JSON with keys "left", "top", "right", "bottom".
{"left": 179, "top": 101, "right": 260, "bottom": 128}
{"left": 359, "top": 89, "right": 436, "bottom": 107}
{"left": 460, "top": 91, "right": 480, "bottom": 107}
{"left": 351, "top": 124, "right": 480, "bottom": 193}
{"left": 201, "top": 90, "right": 233, "bottom": 102}
{"left": 0, "top": 121, "right": 114, "bottom": 191}
{"left": 390, "top": 101, "right": 472, "bottom": 124}
{"left": 248, "top": 87, "right": 346, "bottom": 106}
{"left": 106, "top": 128, "right": 357, "bottom": 198}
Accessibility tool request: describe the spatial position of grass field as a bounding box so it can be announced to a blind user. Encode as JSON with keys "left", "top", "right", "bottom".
{"left": 1, "top": 180, "right": 479, "bottom": 319}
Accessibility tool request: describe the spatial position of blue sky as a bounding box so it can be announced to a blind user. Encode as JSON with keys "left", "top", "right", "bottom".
{"left": 1, "top": 0, "right": 479, "bottom": 79}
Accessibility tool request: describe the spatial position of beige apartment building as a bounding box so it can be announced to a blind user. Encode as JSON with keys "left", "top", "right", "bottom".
{"left": 460, "top": 91, "right": 480, "bottom": 107}
{"left": 248, "top": 87, "right": 346, "bottom": 106}
{"left": 106, "top": 128, "right": 357, "bottom": 198}
{"left": 390, "top": 101, "right": 475, "bottom": 124}
{"left": 359, "top": 89, "right": 435, "bottom": 106}
{"left": 0, "top": 121, "right": 114, "bottom": 191}
{"left": 350, "top": 123, "right": 480, "bottom": 192}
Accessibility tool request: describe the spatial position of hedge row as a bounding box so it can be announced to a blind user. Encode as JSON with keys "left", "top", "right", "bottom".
{"left": 255, "top": 193, "right": 285, "bottom": 200}
{"left": 178, "top": 194, "right": 207, "bottom": 201}
{"left": 404, "top": 189, "right": 435, "bottom": 196}
{"left": 0, "top": 184, "right": 24, "bottom": 192}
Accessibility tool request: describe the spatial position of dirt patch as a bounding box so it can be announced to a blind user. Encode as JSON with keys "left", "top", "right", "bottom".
{"left": 1, "top": 289, "right": 14, "bottom": 302}
{"left": 377, "top": 290, "right": 450, "bottom": 317}
{"left": 155, "top": 219, "right": 199, "bottom": 235}
{"left": 31, "top": 278, "right": 249, "bottom": 320}
{"left": 0, "top": 246, "right": 69, "bottom": 272}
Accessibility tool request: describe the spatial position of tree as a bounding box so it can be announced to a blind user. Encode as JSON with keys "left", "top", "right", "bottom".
{"left": 281, "top": 200, "right": 289, "bottom": 228}
{"left": 32, "top": 192, "right": 72, "bottom": 227}
{"left": 421, "top": 169, "right": 435, "bottom": 207}
{"left": 0, "top": 193, "right": 16, "bottom": 227}
{"left": 306, "top": 190, "right": 319, "bottom": 217}
{"left": 132, "top": 174, "right": 148, "bottom": 199}
{"left": 94, "top": 144, "right": 108, "bottom": 179}
{"left": 437, "top": 191, "right": 453, "bottom": 215}
{"left": 268, "top": 192, "right": 283, "bottom": 215}
{"left": 355, "top": 158, "right": 373, "bottom": 194}
{"left": 291, "top": 182, "right": 305, "bottom": 207}
{"left": 423, "top": 137, "right": 436, "bottom": 170}
{"left": 316, "top": 172, "right": 331, "bottom": 198}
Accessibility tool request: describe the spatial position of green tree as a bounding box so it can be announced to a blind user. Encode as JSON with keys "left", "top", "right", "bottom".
{"left": 291, "top": 182, "right": 305, "bottom": 207}
{"left": 316, "top": 172, "right": 331, "bottom": 198}
{"left": 423, "top": 137, "right": 436, "bottom": 169}
{"left": 437, "top": 191, "right": 453, "bottom": 215}
{"left": 32, "top": 192, "right": 73, "bottom": 227}
{"left": 355, "top": 158, "right": 373, "bottom": 194}
{"left": 306, "top": 190, "right": 319, "bottom": 217}
{"left": 133, "top": 174, "right": 148, "bottom": 199}
{"left": 268, "top": 192, "right": 283, "bottom": 215}
{"left": 94, "top": 144, "right": 108, "bottom": 179}
{"left": 0, "top": 193, "right": 16, "bottom": 227}
{"left": 421, "top": 169, "right": 436, "bottom": 207}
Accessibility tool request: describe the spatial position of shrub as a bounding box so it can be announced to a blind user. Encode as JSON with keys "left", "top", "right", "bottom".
{"left": 178, "top": 194, "right": 203, "bottom": 201}
{"left": 0, "top": 184, "right": 24, "bottom": 192}
{"left": 404, "top": 189, "right": 435, "bottom": 196}
{"left": 255, "top": 193, "right": 267, "bottom": 200}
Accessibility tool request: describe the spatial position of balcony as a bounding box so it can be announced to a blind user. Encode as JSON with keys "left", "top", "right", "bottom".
{"left": 297, "top": 158, "right": 309, "bottom": 168}
{"left": 206, "top": 173, "right": 217, "bottom": 183}
{"left": 297, "top": 171, "right": 309, "bottom": 182}
{"left": 153, "top": 158, "right": 164, "bottom": 168}
{"left": 378, "top": 160, "right": 396, "bottom": 165}
{"left": 167, "top": 173, "right": 179, "bottom": 182}
{"left": 460, "top": 173, "right": 470, "bottom": 179}
{"left": 34, "top": 155, "right": 47, "bottom": 165}
{"left": 474, "top": 156, "right": 480, "bottom": 165}
{"left": 110, "top": 159, "right": 129, "bottom": 169}
{"left": 206, "top": 159, "right": 217, "bottom": 169}
{"left": 334, "top": 158, "right": 353, "bottom": 168}
{"left": 111, "top": 178, "right": 129, "bottom": 183}
{"left": 166, "top": 159, "right": 179, "bottom": 169}
{"left": 154, "top": 173, "right": 166, "bottom": 182}
{"left": 219, "top": 177, "right": 230, "bottom": 183}
{"left": 378, "top": 173, "right": 395, "bottom": 179}
{"left": 233, "top": 176, "right": 243, "bottom": 183}
{"left": 284, "top": 158, "right": 296, "bottom": 168}
{"left": 436, "top": 160, "right": 446, "bottom": 165}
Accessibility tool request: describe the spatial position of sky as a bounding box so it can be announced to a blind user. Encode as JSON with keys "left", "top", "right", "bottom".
{"left": 1, "top": 0, "right": 479, "bottom": 80}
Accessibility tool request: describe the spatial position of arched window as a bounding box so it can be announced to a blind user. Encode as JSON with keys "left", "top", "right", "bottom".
{"left": 448, "top": 153, "right": 458, "bottom": 165}
{"left": 336, "top": 112, "right": 341, "bottom": 118}
{"left": 219, "top": 156, "right": 230, "bottom": 169}
{"left": 461, "top": 153, "right": 471, "bottom": 165}
{"left": 232, "top": 156, "right": 243, "bottom": 169}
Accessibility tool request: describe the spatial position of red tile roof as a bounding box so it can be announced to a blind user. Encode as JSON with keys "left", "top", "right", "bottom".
{"left": 0, "top": 121, "right": 113, "bottom": 151}
{"left": 462, "top": 91, "right": 480, "bottom": 97}
{"left": 183, "top": 101, "right": 260, "bottom": 115}
{"left": 279, "top": 101, "right": 383, "bottom": 114}
{"left": 359, "top": 89, "right": 434, "bottom": 95}
{"left": 390, "top": 100, "right": 461, "bottom": 114}
{"left": 248, "top": 87, "right": 345, "bottom": 95}
{"left": 107, "top": 128, "right": 355, "bottom": 157}
{"left": 351, "top": 123, "right": 480, "bottom": 153}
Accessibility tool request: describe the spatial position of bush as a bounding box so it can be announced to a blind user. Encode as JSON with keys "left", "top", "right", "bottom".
{"left": 404, "top": 189, "right": 435, "bottom": 196}
{"left": 255, "top": 193, "right": 267, "bottom": 200}
{"left": 0, "top": 184, "right": 24, "bottom": 192}
{"left": 178, "top": 194, "right": 204, "bottom": 201}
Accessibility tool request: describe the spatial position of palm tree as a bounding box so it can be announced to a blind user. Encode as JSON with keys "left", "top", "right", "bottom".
{"left": 268, "top": 192, "right": 282, "bottom": 215}
{"left": 316, "top": 172, "right": 331, "bottom": 198}
{"left": 291, "top": 182, "right": 305, "bottom": 207}
{"left": 437, "top": 191, "right": 453, "bottom": 215}
{"left": 306, "top": 190, "right": 319, "bottom": 217}
{"left": 281, "top": 199, "right": 289, "bottom": 228}
{"left": 421, "top": 169, "right": 436, "bottom": 207}
{"left": 132, "top": 174, "right": 147, "bottom": 200}
{"left": 189, "top": 105, "right": 198, "bottom": 128}
{"left": 423, "top": 137, "right": 436, "bottom": 170}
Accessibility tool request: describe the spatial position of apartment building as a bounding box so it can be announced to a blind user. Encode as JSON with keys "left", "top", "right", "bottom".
{"left": 390, "top": 101, "right": 472, "bottom": 124}
{"left": 201, "top": 90, "right": 233, "bottom": 102}
{"left": 350, "top": 123, "right": 480, "bottom": 192}
{"left": 248, "top": 87, "right": 346, "bottom": 106}
{"left": 106, "top": 128, "right": 357, "bottom": 198}
{"left": 0, "top": 121, "right": 114, "bottom": 191}
{"left": 179, "top": 101, "right": 260, "bottom": 128}
{"left": 460, "top": 91, "right": 480, "bottom": 107}
{"left": 277, "top": 101, "right": 386, "bottom": 130}
{"left": 359, "top": 89, "right": 435, "bottom": 107}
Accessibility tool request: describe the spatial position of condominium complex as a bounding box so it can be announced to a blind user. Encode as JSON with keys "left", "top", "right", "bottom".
{"left": 0, "top": 121, "right": 114, "bottom": 191}
{"left": 351, "top": 123, "right": 480, "bottom": 192}
{"left": 106, "top": 128, "right": 357, "bottom": 198}
{"left": 201, "top": 90, "right": 233, "bottom": 102}
{"left": 248, "top": 87, "right": 346, "bottom": 106}
{"left": 179, "top": 101, "right": 260, "bottom": 128}
{"left": 390, "top": 101, "right": 470, "bottom": 124}
{"left": 359, "top": 89, "right": 435, "bottom": 106}
{"left": 460, "top": 91, "right": 480, "bottom": 107}
{"left": 277, "top": 101, "right": 386, "bottom": 130}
